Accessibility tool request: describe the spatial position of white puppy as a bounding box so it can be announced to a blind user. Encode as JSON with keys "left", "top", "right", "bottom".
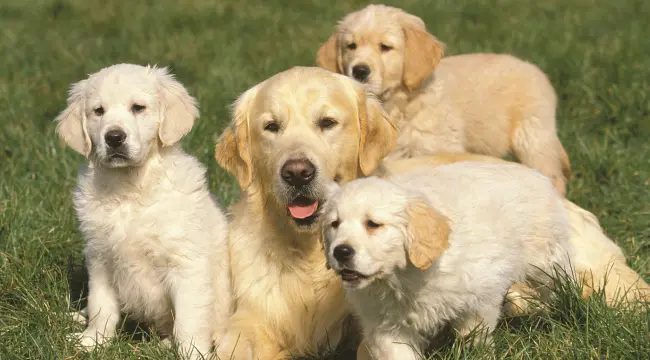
{"left": 55, "top": 64, "right": 231, "bottom": 359}
{"left": 323, "top": 162, "right": 573, "bottom": 360}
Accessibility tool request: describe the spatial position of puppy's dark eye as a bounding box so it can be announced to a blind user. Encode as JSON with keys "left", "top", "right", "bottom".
{"left": 347, "top": 43, "right": 357, "bottom": 50}
{"left": 366, "top": 220, "right": 382, "bottom": 229}
{"left": 318, "top": 117, "right": 337, "bottom": 130}
{"left": 330, "top": 220, "right": 340, "bottom": 229}
{"left": 264, "top": 121, "right": 280, "bottom": 133}
{"left": 380, "top": 44, "right": 393, "bottom": 52}
{"left": 93, "top": 107, "right": 104, "bottom": 116}
{"left": 132, "top": 104, "right": 146, "bottom": 114}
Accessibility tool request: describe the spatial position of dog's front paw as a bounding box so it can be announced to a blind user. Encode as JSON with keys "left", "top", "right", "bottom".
{"left": 215, "top": 332, "right": 253, "bottom": 360}
{"left": 68, "top": 307, "right": 88, "bottom": 325}
{"left": 69, "top": 329, "right": 109, "bottom": 350}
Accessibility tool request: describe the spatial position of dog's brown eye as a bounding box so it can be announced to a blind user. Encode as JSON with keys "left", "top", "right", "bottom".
{"left": 93, "top": 107, "right": 104, "bottom": 116}
{"left": 330, "top": 220, "right": 340, "bottom": 229}
{"left": 380, "top": 44, "right": 392, "bottom": 52}
{"left": 264, "top": 121, "right": 280, "bottom": 133}
{"left": 347, "top": 43, "right": 357, "bottom": 50}
{"left": 318, "top": 117, "right": 337, "bottom": 130}
{"left": 132, "top": 104, "right": 146, "bottom": 114}
{"left": 366, "top": 220, "right": 382, "bottom": 229}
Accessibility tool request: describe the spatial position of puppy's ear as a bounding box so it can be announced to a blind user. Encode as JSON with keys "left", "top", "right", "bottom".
{"left": 55, "top": 79, "right": 92, "bottom": 157}
{"left": 154, "top": 67, "right": 200, "bottom": 146}
{"left": 357, "top": 89, "right": 398, "bottom": 175}
{"left": 405, "top": 197, "right": 450, "bottom": 270}
{"left": 214, "top": 86, "right": 258, "bottom": 189}
{"left": 401, "top": 21, "right": 444, "bottom": 91}
{"left": 317, "top": 32, "right": 343, "bottom": 74}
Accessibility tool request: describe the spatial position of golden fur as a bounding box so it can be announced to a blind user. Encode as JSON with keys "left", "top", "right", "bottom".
{"left": 214, "top": 66, "right": 397, "bottom": 359}
{"left": 317, "top": 4, "right": 571, "bottom": 196}
{"left": 405, "top": 198, "right": 450, "bottom": 270}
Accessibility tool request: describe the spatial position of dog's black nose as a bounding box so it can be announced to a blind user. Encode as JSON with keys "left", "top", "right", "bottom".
{"left": 352, "top": 65, "right": 371, "bottom": 82}
{"left": 281, "top": 158, "right": 316, "bottom": 187}
{"left": 104, "top": 129, "right": 126, "bottom": 148}
{"left": 333, "top": 244, "right": 355, "bottom": 263}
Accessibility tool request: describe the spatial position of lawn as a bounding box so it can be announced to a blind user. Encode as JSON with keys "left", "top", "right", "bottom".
{"left": 1, "top": 0, "right": 649, "bottom": 359}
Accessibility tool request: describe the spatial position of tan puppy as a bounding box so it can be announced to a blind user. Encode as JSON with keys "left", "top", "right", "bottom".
{"left": 317, "top": 4, "right": 571, "bottom": 196}
{"left": 214, "top": 66, "right": 397, "bottom": 359}
{"left": 379, "top": 153, "right": 650, "bottom": 309}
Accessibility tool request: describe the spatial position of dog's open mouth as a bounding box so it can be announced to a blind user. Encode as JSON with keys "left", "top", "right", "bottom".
{"left": 338, "top": 269, "right": 369, "bottom": 282}
{"left": 109, "top": 153, "right": 128, "bottom": 160}
{"left": 287, "top": 196, "right": 321, "bottom": 226}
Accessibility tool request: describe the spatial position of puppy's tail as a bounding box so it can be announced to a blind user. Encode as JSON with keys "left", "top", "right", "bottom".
{"left": 564, "top": 199, "right": 650, "bottom": 306}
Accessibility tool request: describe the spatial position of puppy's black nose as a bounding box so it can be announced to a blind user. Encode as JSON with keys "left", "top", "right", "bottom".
{"left": 104, "top": 129, "right": 126, "bottom": 148}
{"left": 281, "top": 158, "right": 316, "bottom": 187}
{"left": 352, "top": 65, "right": 371, "bottom": 82}
{"left": 333, "top": 244, "right": 355, "bottom": 263}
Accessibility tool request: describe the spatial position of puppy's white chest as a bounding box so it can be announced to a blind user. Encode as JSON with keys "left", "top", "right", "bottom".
{"left": 76, "top": 193, "right": 175, "bottom": 322}
{"left": 82, "top": 199, "right": 168, "bottom": 261}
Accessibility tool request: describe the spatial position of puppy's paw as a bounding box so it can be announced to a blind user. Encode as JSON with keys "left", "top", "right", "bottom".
{"left": 503, "top": 283, "right": 543, "bottom": 316}
{"left": 68, "top": 329, "right": 109, "bottom": 350}
{"left": 68, "top": 308, "right": 88, "bottom": 325}
{"left": 159, "top": 337, "right": 173, "bottom": 349}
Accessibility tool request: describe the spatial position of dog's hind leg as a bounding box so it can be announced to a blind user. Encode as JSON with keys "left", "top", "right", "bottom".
{"left": 452, "top": 305, "right": 500, "bottom": 347}
{"left": 511, "top": 115, "right": 571, "bottom": 197}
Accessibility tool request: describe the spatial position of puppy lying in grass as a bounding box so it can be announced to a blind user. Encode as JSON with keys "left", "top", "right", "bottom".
{"left": 317, "top": 4, "right": 572, "bottom": 196}
{"left": 55, "top": 64, "right": 231, "bottom": 359}
{"left": 323, "top": 162, "right": 574, "bottom": 360}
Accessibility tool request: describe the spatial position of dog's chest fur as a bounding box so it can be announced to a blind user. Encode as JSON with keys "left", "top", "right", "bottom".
{"left": 350, "top": 270, "right": 467, "bottom": 347}
{"left": 73, "top": 155, "right": 213, "bottom": 330}
{"left": 228, "top": 203, "right": 348, "bottom": 354}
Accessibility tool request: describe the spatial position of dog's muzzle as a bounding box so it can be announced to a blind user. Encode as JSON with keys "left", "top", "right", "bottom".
{"left": 101, "top": 128, "right": 131, "bottom": 164}
{"left": 280, "top": 157, "right": 324, "bottom": 227}
{"left": 352, "top": 64, "right": 371, "bottom": 83}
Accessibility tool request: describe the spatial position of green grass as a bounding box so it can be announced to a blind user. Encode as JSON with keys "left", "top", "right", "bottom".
{"left": 1, "top": 0, "right": 649, "bottom": 358}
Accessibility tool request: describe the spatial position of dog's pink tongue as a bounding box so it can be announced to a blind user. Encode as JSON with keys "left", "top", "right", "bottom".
{"left": 288, "top": 201, "right": 319, "bottom": 219}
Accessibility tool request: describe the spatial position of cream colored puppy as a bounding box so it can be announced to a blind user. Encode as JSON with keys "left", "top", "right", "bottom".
{"left": 317, "top": 4, "right": 571, "bottom": 196}
{"left": 323, "top": 162, "right": 574, "bottom": 360}
{"left": 376, "top": 153, "right": 650, "bottom": 309}
{"left": 55, "top": 64, "right": 231, "bottom": 359}
{"left": 214, "top": 66, "right": 397, "bottom": 359}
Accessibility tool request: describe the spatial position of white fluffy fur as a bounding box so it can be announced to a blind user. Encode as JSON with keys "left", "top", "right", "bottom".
{"left": 323, "top": 162, "right": 574, "bottom": 360}
{"left": 55, "top": 64, "right": 231, "bottom": 359}
{"left": 376, "top": 153, "right": 650, "bottom": 309}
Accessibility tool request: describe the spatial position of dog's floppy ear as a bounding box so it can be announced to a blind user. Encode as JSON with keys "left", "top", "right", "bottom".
{"left": 401, "top": 20, "right": 444, "bottom": 91}
{"left": 357, "top": 89, "right": 398, "bottom": 175}
{"left": 317, "top": 31, "right": 344, "bottom": 74}
{"left": 55, "top": 79, "right": 92, "bottom": 157}
{"left": 154, "top": 67, "right": 199, "bottom": 146}
{"left": 214, "top": 85, "right": 258, "bottom": 189}
{"left": 405, "top": 197, "right": 450, "bottom": 270}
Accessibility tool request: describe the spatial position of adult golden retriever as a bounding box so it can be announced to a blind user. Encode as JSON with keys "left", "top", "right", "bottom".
{"left": 317, "top": 4, "right": 571, "bottom": 196}
{"left": 214, "top": 66, "right": 397, "bottom": 359}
